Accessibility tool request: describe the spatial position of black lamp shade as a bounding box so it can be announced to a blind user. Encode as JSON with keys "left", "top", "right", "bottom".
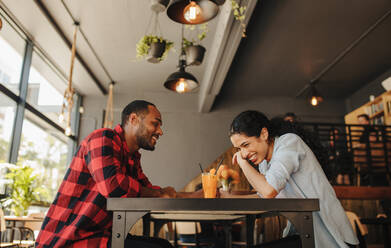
{"left": 309, "top": 85, "right": 323, "bottom": 106}
{"left": 164, "top": 68, "right": 199, "bottom": 93}
{"left": 167, "top": 0, "right": 220, "bottom": 24}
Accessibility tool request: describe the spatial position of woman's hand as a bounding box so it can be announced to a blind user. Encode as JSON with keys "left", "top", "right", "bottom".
{"left": 233, "top": 151, "right": 250, "bottom": 168}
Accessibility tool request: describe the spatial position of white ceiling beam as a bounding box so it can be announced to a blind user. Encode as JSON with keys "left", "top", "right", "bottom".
{"left": 198, "top": 0, "right": 258, "bottom": 113}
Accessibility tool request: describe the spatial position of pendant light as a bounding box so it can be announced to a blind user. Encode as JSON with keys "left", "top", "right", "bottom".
{"left": 164, "top": 25, "right": 199, "bottom": 93}
{"left": 309, "top": 85, "right": 323, "bottom": 107}
{"left": 167, "top": 0, "right": 224, "bottom": 24}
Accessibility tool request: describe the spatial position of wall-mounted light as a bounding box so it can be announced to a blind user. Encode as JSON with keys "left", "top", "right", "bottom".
{"left": 309, "top": 85, "right": 323, "bottom": 106}
{"left": 167, "top": 0, "right": 224, "bottom": 24}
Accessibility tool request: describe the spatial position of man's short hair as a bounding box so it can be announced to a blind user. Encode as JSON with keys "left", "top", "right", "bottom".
{"left": 121, "top": 100, "right": 155, "bottom": 126}
{"left": 357, "top": 114, "right": 369, "bottom": 121}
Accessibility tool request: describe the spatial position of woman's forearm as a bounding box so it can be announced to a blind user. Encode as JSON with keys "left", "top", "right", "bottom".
{"left": 239, "top": 162, "right": 278, "bottom": 198}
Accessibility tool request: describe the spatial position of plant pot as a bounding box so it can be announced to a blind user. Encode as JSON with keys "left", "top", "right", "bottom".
{"left": 213, "top": 0, "right": 226, "bottom": 5}
{"left": 147, "top": 41, "right": 166, "bottom": 63}
{"left": 185, "top": 45, "right": 206, "bottom": 66}
{"left": 150, "top": 0, "right": 170, "bottom": 12}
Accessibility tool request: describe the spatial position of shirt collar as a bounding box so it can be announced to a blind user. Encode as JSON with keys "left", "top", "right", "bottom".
{"left": 114, "top": 124, "right": 141, "bottom": 160}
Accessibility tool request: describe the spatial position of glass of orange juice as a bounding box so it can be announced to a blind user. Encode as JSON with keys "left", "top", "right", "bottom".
{"left": 201, "top": 172, "right": 217, "bottom": 198}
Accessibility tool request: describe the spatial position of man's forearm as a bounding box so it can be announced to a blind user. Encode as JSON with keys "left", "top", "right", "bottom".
{"left": 139, "top": 186, "right": 162, "bottom": 197}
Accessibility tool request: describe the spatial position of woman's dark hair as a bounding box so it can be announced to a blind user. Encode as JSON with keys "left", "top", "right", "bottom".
{"left": 121, "top": 100, "right": 155, "bottom": 126}
{"left": 229, "top": 110, "right": 274, "bottom": 142}
{"left": 229, "top": 111, "right": 329, "bottom": 175}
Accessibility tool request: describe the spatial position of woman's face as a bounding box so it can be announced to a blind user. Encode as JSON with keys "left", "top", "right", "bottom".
{"left": 230, "top": 128, "right": 271, "bottom": 165}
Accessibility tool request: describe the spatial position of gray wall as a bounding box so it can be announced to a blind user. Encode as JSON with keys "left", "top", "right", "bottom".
{"left": 80, "top": 91, "right": 347, "bottom": 191}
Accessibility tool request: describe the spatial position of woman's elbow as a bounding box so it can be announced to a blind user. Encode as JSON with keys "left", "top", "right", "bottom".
{"left": 262, "top": 188, "right": 278, "bottom": 199}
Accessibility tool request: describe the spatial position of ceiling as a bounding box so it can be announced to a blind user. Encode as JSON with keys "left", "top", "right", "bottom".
{"left": 217, "top": 0, "right": 391, "bottom": 104}
{"left": 1, "top": 0, "right": 390, "bottom": 113}
{"left": 0, "top": 0, "right": 256, "bottom": 112}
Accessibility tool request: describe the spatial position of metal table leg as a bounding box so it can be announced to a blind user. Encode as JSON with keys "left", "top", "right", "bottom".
{"left": 111, "top": 211, "right": 148, "bottom": 248}
{"left": 281, "top": 211, "right": 315, "bottom": 248}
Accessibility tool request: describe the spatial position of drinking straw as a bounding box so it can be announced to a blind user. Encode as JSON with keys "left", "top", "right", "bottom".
{"left": 215, "top": 157, "right": 224, "bottom": 175}
{"left": 198, "top": 163, "right": 204, "bottom": 173}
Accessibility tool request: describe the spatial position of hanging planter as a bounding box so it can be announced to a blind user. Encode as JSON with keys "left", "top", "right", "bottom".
{"left": 183, "top": 23, "right": 208, "bottom": 66}
{"left": 147, "top": 39, "right": 166, "bottom": 63}
{"left": 150, "top": 0, "right": 170, "bottom": 13}
{"left": 185, "top": 44, "right": 206, "bottom": 66}
{"left": 136, "top": 35, "right": 173, "bottom": 63}
{"left": 136, "top": 11, "right": 173, "bottom": 63}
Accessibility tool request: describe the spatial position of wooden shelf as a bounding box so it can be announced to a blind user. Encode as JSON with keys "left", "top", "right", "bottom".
{"left": 345, "top": 91, "right": 391, "bottom": 125}
{"left": 369, "top": 110, "right": 384, "bottom": 119}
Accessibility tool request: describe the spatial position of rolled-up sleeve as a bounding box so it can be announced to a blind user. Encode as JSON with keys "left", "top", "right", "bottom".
{"left": 264, "top": 134, "right": 304, "bottom": 193}
{"left": 86, "top": 130, "right": 142, "bottom": 197}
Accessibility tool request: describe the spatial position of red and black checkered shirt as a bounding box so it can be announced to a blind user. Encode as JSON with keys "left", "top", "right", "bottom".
{"left": 35, "top": 124, "right": 160, "bottom": 247}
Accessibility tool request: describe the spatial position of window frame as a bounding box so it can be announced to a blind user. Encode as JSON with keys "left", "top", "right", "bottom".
{"left": 0, "top": 8, "right": 81, "bottom": 166}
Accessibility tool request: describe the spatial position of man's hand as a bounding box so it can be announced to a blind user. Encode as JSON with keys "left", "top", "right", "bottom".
{"left": 160, "top": 186, "right": 176, "bottom": 198}
{"left": 176, "top": 189, "right": 204, "bottom": 198}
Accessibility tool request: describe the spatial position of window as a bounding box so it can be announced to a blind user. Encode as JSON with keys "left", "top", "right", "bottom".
{"left": 17, "top": 110, "right": 70, "bottom": 201}
{"left": 0, "top": 18, "right": 25, "bottom": 95}
{"left": 27, "top": 51, "right": 68, "bottom": 129}
{"left": 0, "top": 92, "right": 16, "bottom": 162}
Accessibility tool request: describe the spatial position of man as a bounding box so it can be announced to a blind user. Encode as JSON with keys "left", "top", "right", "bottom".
{"left": 357, "top": 114, "right": 377, "bottom": 144}
{"left": 36, "top": 100, "right": 176, "bottom": 248}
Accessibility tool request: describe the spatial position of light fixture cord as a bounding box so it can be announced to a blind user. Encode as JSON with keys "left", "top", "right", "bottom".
{"left": 178, "top": 24, "right": 186, "bottom": 68}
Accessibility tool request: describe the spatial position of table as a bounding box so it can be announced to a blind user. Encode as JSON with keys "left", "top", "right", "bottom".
{"left": 107, "top": 198, "right": 319, "bottom": 248}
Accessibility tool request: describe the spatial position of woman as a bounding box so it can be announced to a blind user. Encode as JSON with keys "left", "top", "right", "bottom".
{"left": 223, "top": 110, "right": 358, "bottom": 247}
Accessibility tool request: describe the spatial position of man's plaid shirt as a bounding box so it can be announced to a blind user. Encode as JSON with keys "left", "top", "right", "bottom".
{"left": 35, "top": 124, "right": 160, "bottom": 247}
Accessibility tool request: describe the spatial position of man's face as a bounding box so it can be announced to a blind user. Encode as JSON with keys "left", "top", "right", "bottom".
{"left": 358, "top": 117, "right": 369, "bottom": 125}
{"left": 135, "top": 105, "right": 163, "bottom": 151}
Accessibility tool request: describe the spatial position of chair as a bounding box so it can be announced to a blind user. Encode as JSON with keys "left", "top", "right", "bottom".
{"left": 0, "top": 209, "right": 17, "bottom": 248}
{"left": 16, "top": 212, "right": 44, "bottom": 248}
{"left": 345, "top": 211, "right": 367, "bottom": 248}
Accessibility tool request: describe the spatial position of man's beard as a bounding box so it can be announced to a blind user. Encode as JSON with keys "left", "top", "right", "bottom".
{"left": 136, "top": 123, "right": 155, "bottom": 151}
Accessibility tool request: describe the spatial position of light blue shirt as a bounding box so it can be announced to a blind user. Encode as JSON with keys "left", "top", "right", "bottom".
{"left": 258, "top": 133, "right": 358, "bottom": 247}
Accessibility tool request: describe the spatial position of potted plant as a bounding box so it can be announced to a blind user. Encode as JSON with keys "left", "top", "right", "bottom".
{"left": 183, "top": 24, "right": 208, "bottom": 66}
{"left": 1, "top": 165, "right": 48, "bottom": 216}
{"left": 136, "top": 35, "right": 174, "bottom": 63}
{"left": 231, "top": 0, "right": 247, "bottom": 37}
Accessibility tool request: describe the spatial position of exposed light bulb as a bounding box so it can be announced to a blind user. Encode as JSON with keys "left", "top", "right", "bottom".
{"left": 58, "top": 113, "right": 64, "bottom": 123}
{"left": 184, "top": 1, "right": 202, "bottom": 23}
{"left": 65, "top": 126, "right": 72, "bottom": 136}
{"left": 310, "top": 96, "right": 318, "bottom": 106}
{"left": 176, "top": 79, "right": 187, "bottom": 93}
{"left": 79, "top": 106, "right": 84, "bottom": 114}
